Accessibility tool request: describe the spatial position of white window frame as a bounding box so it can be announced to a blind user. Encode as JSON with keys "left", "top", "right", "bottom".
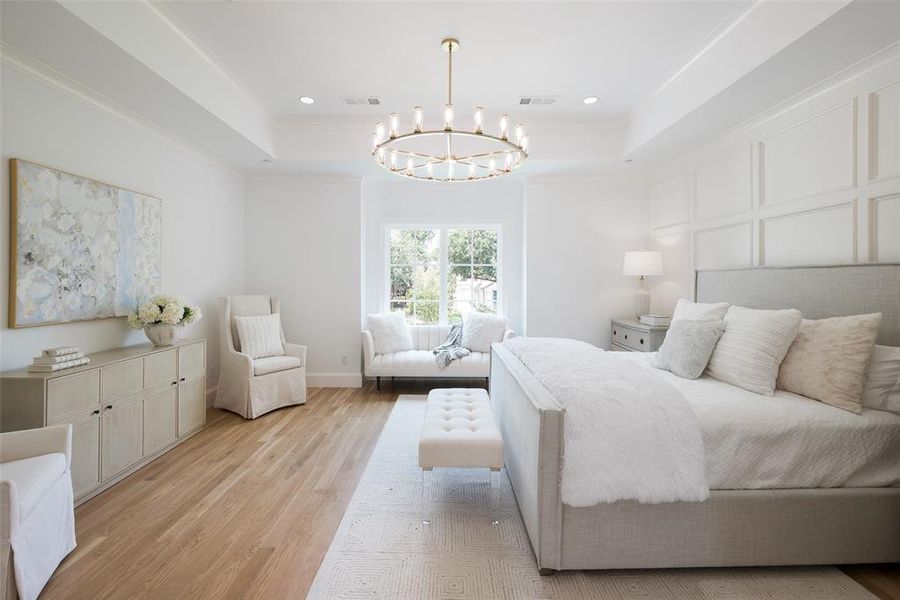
{"left": 383, "top": 223, "right": 503, "bottom": 325}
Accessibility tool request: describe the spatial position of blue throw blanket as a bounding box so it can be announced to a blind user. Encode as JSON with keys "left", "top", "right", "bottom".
{"left": 432, "top": 323, "right": 470, "bottom": 369}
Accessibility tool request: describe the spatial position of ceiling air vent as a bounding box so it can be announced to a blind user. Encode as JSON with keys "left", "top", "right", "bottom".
{"left": 342, "top": 96, "right": 381, "bottom": 105}
{"left": 518, "top": 96, "right": 557, "bottom": 105}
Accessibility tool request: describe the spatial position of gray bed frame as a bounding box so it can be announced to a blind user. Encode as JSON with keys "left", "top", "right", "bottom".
{"left": 490, "top": 263, "right": 900, "bottom": 572}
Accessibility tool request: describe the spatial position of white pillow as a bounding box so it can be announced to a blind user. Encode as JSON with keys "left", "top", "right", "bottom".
{"left": 462, "top": 312, "right": 507, "bottom": 353}
{"left": 706, "top": 306, "right": 802, "bottom": 395}
{"left": 234, "top": 313, "right": 285, "bottom": 359}
{"left": 367, "top": 311, "right": 414, "bottom": 355}
{"left": 672, "top": 298, "right": 730, "bottom": 322}
{"left": 862, "top": 345, "right": 900, "bottom": 414}
{"left": 652, "top": 319, "right": 726, "bottom": 379}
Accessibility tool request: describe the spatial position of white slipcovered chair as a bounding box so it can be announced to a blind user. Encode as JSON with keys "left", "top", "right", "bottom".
{"left": 215, "top": 295, "right": 308, "bottom": 419}
{"left": 0, "top": 424, "right": 76, "bottom": 600}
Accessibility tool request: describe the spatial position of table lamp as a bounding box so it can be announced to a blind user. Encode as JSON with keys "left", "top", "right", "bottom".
{"left": 623, "top": 250, "right": 663, "bottom": 319}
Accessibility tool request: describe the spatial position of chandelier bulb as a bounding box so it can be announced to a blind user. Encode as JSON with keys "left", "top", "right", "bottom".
{"left": 389, "top": 113, "right": 399, "bottom": 139}
{"left": 515, "top": 123, "right": 525, "bottom": 145}
{"left": 390, "top": 151, "right": 398, "bottom": 170}
{"left": 378, "top": 147, "right": 385, "bottom": 163}
{"left": 406, "top": 157, "right": 414, "bottom": 175}
{"left": 505, "top": 153, "right": 513, "bottom": 171}
{"left": 499, "top": 114, "right": 509, "bottom": 140}
{"left": 375, "top": 122, "right": 385, "bottom": 143}
{"left": 521, "top": 135, "right": 529, "bottom": 152}
{"left": 489, "top": 157, "right": 497, "bottom": 175}
{"left": 414, "top": 106, "right": 423, "bottom": 133}
{"left": 468, "top": 163, "right": 476, "bottom": 180}
{"left": 426, "top": 162, "right": 434, "bottom": 179}
{"left": 474, "top": 107, "right": 484, "bottom": 134}
{"left": 447, "top": 159, "right": 455, "bottom": 180}
{"left": 443, "top": 104, "right": 454, "bottom": 131}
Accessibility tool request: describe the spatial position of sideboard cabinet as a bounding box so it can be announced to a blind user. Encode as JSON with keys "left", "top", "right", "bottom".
{"left": 1, "top": 340, "right": 206, "bottom": 504}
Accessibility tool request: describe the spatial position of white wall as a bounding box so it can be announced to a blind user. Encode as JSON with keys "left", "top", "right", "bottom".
{"left": 244, "top": 177, "right": 362, "bottom": 387}
{"left": 0, "top": 62, "right": 246, "bottom": 390}
{"left": 526, "top": 178, "right": 649, "bottom": 348}
{"left": 362, "top": 178, "right": 526, "bottom": 334}
{"left": 648, "top": 45, "right": 900, "bottom": 312}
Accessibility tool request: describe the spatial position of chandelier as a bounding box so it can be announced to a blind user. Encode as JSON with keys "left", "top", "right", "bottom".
{"left": 371, "top": 38, "right": 529, "bottom": 182}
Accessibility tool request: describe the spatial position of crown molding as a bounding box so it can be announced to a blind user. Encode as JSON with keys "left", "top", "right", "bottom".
{"left": 1, "top": 42, "right": 245, "bottom": 178}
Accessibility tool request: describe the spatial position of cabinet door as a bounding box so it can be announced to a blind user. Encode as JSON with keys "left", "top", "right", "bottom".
{"left": 178, "top": 343, "right": 206, "bottom": 379}
{"left": 50, "top": 408, "right": 101, "bottom": 498}
{"left": 102, "top": 358, "right": 143, "bottom": 403}
{"left": 177, "top": 374, "right": 206, "bottom": 437}
{"left": 101, "top": 396, "right": 143, "bottom": 480}
{"left": 143, "top": 387, "right": 177, "bottom": 456}
{"left": 144, "top": 350, "right": 177, "bottom": 390}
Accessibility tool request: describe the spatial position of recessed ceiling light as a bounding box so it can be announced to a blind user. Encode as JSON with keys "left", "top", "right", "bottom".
{"left": 298, "top": 96, "right": 315, "bottom": 105}
{"left": 583, "top": 96, "right": 599, "bottom": 105}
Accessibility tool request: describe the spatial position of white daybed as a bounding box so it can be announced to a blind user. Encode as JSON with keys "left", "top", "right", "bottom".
{"left": 363, "top": 324, "right": 514, "bottom": 390}
{"left": 490, "top": 263, "right": 900, "bottom": 572}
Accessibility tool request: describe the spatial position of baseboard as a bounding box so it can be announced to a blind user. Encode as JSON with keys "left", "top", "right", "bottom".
{"left": 307, "top": 372, "right": 363, "bottom": 388}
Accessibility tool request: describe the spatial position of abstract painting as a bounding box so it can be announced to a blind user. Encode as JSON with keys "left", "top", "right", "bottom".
{"left": 9, "top": 159, "right": 161, "bottom": 327}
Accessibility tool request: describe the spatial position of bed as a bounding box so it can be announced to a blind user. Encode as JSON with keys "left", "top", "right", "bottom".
{"left": 489, "top": 263, "right": 900, "bottom": 572}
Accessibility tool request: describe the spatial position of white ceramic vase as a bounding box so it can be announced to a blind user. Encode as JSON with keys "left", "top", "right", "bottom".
{"left": 144, "top": 323, "right": 178, "bottom": 347}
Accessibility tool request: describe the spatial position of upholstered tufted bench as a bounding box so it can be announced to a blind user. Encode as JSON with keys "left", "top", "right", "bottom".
{"left": 418, "top": 388, "right": 503, "bottom": 525}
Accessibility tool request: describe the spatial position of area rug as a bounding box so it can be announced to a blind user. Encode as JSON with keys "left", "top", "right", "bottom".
{"left": 308, "top": 396, "right": 875, "bottom": 599}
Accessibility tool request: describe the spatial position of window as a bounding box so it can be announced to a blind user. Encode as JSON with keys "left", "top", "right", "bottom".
{"left": 388, "top": 226, "right": 500, "bottom": 324}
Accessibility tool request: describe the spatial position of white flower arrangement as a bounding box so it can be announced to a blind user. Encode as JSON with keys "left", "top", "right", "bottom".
{"left": 128, "top": 294, "right": 202, "bottom": 329}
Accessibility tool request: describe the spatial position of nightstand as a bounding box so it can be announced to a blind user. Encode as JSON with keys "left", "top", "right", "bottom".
{"left": 610, "top": 318, "right": 668, "bottom": 352}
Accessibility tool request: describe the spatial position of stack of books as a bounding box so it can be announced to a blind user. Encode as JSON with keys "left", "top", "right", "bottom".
{"left": 639, "top": 314, "right": 672, "bottom": 327}
{"left": 28, "top": 347, "right": 91, "bottom": 372}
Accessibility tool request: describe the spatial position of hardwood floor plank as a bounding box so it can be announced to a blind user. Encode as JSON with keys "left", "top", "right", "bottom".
{"left": 38, "top": 381, "right": 898, "bottom": 599}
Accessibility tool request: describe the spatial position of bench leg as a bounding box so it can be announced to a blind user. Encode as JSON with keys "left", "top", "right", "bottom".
{"left": 421, "top": 467, "right": 432, "bottom": 526}
{"left": 490, "top": 467, "right": 501, "bottom": 526}
{"left": 376, "top": 376, "right": 381, "bottom": 392}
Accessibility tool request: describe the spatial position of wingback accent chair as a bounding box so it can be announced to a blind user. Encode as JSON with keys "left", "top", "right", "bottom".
{"left": 215, "top": 295, "right": 308, "bottom": 419}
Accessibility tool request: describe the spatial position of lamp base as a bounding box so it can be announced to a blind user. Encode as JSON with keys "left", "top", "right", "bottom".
{"left": 633, "top": 290, "right": 651, "bottom": 320}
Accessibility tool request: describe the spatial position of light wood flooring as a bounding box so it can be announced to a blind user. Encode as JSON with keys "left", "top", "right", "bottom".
{"left": 42, "top": 381, "right": 899, "bottom": 599}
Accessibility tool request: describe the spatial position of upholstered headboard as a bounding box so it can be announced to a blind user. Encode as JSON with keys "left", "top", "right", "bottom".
{"left": 695, "top": 264, "right": 900, "bottom": 346}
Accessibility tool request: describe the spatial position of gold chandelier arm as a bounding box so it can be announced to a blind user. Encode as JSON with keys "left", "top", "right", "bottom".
{"left": 447, "top": 40, "right": 452, "bottom": 105}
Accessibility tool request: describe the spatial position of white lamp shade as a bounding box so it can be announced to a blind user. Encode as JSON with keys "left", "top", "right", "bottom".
{"left": 623, "top": 250, "right": 663, "bottom": 277}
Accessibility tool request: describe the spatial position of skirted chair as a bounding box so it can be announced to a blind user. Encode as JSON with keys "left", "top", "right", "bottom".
{"left": 0, "top": 424, "right": 76, "bottom": 600}
{"left": 215, "top": 295, "right": 308, "bottom": 419}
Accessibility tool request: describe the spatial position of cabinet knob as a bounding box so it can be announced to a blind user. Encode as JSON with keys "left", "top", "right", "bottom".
{"left": 171, "top": 380, "right": 178, "bottom": 386}
{"left": 624, "top": 334, "right": 628, "bottom": 340}
{"left": 105, "top": 404, "right": 113, "bottom": 410}
{"left": 92, "top": 409, "right": 101, "bottom": 416}
{"left": 180, "top": 377, "right": 186, "bottom": 382}
{"left": 613, "top": 329, "right": 617, "bottom": 335}
{"left": 640, "top": 338, "right": 644, "bottom": 345}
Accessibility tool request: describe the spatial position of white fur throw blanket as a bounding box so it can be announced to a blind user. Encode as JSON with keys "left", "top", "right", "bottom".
{"left": 504, "top": 337, "right": 709, "bottom": 506}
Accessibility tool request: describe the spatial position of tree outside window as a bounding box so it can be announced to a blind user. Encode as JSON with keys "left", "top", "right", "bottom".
{"left": 388, "top": 227, "right": 499, "bottom": 324}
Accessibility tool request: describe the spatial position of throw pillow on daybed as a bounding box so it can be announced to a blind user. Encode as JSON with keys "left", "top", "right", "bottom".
{"left": 706, "top": 306, "right": 802, "bottom": 395}
{"left": 776, "top": 313, "right": 882, "bottom": 414}
{"left": 462, "top": 312, "right": 507, "bottom": 353}
{"left": 367, "top": 311, "right": 414, "bottom": 355}
{"left": 652, "top": 319, "right": 725, "bottom": 379}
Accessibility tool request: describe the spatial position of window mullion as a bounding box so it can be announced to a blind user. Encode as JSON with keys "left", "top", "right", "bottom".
{"left": 439, "top": 228, "right": 448, "bottom": 325}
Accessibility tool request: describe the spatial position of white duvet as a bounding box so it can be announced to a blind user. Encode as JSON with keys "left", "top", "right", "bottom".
{"left": 504, "top": 337, "right": 709, "bottom": 507}
{"left": 621, "top": 352, "right": 900, "bottom": 490}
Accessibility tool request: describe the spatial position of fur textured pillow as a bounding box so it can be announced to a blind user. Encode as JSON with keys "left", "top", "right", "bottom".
{"left": 777, "top": 313, "right": 882, "bottom": 413}
{"left": 862, "top": 345, "right": 900, "bottom": 414}
{"left": 462, "top": 312, "right": 507, "bottom": 353}
{"left": 367, "top": 311, "right": 414, "bottom": 355}
{"left": 672, "top": 298, "right": 730, "bottom": 322}
{"left": 652, "top": 319, "right": 726, "bottom": 379}
{"left": 234, "top": 313, "right": 285, "bottom": 359}
{"left": 706, "top": 306, "right": 802, "bottom": 395}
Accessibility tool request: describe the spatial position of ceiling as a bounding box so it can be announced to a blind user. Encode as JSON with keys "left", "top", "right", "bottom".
{"left": 154, "top": 1, "right": 746, "bottom": 122}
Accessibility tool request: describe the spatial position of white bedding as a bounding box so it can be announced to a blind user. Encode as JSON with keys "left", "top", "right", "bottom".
{"left": 504, "top": 338, "right": 708, "bottom": 506}
{"left": 621, "top": 352, "right": 900, "bottom": 490}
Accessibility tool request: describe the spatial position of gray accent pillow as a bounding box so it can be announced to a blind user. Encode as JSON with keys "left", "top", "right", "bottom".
{"left": 652, "top": 319, "right": 726, "bottom": 379}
